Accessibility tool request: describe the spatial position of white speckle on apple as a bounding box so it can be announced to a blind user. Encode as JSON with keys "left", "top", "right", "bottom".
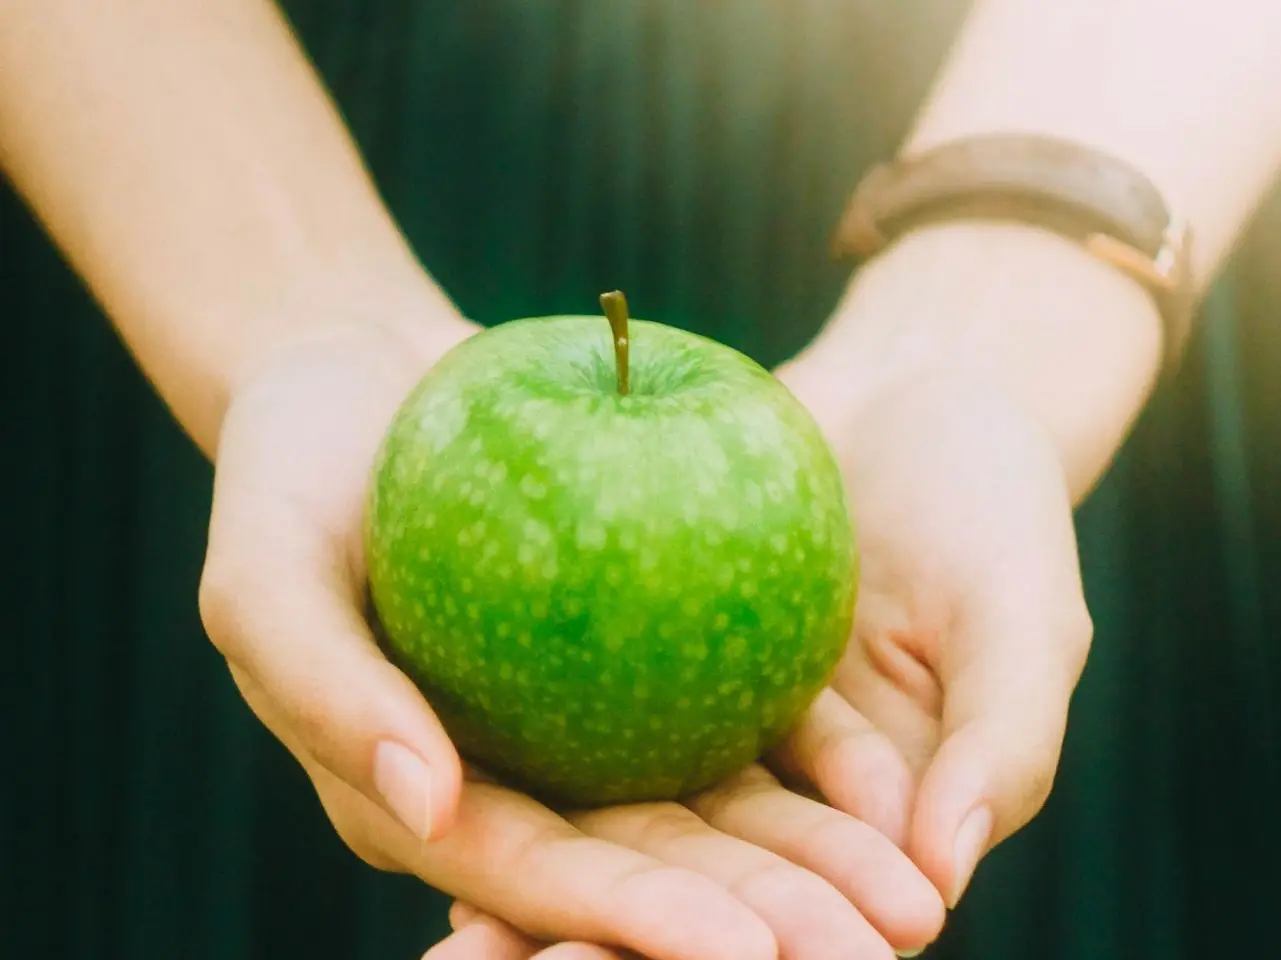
{"left": 519, "top": 475, "right": 547, "bottom": 500}
{"left": 460, "top": 578, "right": 473, "bottom": 594}
{"left": 740, "top": 580, "right": 758, "bottom": 598}
{"left": 686, "top": 641, "right": 709, "bottom": 661}
{"left": 576, "top": 521, "right": 607, "bottom": 551}
{"left": 713, "top": 613, "right": 729, "bottom": 630}
{"left": 681, "top": 597, "right": 701, "bottom": 617}
{"left": 769, "top": 533, "right": 788, "bottom": 554}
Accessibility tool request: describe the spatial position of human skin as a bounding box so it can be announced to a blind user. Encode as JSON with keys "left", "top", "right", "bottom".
{"left": 0, "top": 2, "right": 945, "bottom": 959}
{"left": 438, "top": 0, "right": 1281, "bottom": 956}
{"left": 7, "top": 1, "right": 1281, "bottom": 958}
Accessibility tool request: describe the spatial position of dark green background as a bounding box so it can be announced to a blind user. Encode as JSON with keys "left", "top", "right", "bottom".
{"left": 4, "top": 3, "right": 1280, "bottom": 958}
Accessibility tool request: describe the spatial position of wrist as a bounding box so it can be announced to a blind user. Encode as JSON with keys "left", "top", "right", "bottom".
{"left": 203, "top": 262, "right": 476, "bottom": 458}
{"left": 791, "top": 221, "right": 1165, "bottom": 501}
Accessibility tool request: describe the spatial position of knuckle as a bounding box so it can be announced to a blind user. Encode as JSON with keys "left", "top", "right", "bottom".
{"left": 735, "top": 860, "right": 817, "bottom": 910}
{"left": 1013, "top": 759, "right": 1059, "bottom": 829}
{"left": 315, "top": 789, "right": 405, "bottom": 873}
{"left": 629, "top": 802, "right": 706, "bottom": 849}
{"left": 1059, "top": 601, "right": 1095, "bottom": 682}
{"left": 197, "top": 558, "right": 246, "bottom": 658}
{"left": 689, "top": 766, "right": 775, "bottom": 824}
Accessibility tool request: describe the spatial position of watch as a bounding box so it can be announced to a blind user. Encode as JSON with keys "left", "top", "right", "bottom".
{"left": 830, "top": 133, "right": 1195, "bottom": 371}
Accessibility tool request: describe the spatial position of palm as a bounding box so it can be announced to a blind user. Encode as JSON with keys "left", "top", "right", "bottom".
{"left": 776, "top": 366, "right": 1092, "bottom": 896}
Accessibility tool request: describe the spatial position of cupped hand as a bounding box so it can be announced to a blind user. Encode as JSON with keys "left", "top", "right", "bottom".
{"left": 773, "top": 358, "right": 1094, "bottom": 910}
{"left": 196, "top": 316, "right": 944, "bottom": 960}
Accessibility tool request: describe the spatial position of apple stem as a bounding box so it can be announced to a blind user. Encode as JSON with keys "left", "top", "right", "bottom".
{"left": 600, "top": 290, "right": 630, "bottom": 397}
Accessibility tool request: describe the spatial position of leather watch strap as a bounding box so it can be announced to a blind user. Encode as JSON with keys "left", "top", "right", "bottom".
{"left": 831, "top": 133, "right": 1195, "bottom": 371}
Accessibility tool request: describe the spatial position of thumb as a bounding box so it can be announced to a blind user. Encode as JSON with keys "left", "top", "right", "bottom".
{"left": 199, "top": 492, "right": 464, "bottom": 843}
{"left": 908, "top": 597, "right": 1093, "bottom": 909}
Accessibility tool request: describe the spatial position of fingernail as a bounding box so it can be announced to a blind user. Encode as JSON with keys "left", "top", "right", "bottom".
{"left": 373, "top": 740, "right": 434, "bottom": 840}
{"left": 948, "top": 804, "right": 993, "bottom": 908}
{"left": 896, "top": 949, "right": 926, "bottom": 958}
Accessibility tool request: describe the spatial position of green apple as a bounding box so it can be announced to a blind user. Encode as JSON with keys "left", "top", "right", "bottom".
{"left": 365, "top": 292, "right": 857, "bottom": 807}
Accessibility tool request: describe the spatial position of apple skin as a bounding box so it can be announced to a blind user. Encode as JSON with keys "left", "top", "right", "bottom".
{"left": 365, "top": 314, "right": 857, "bottom": 807}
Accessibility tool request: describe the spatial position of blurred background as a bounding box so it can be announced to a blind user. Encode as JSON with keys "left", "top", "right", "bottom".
{"left": 4, "top": 2, "right": 1281, "bottom": 957}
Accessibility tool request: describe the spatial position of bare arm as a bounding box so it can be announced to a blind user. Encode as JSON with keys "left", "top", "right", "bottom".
{"left": 804, "top": 0, "right": 1281, "bottom": 497}
{"left": 0, "top": 0, "right": 465, "bottom": 456}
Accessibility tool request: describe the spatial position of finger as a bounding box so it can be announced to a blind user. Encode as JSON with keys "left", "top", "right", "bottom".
{"left": 451, "top": 901, "right": 482, "bottom": 930}
{"left": 428, "top": 783, "right": 776, "bottom": 960}
{"left": 423, "top": 913, "right": 541, "bottom": 960}
{"left": 238, "top": 672, "right": 774, "bottom": 960}
{"left": 438, "top": 908, "right": 636, "bottom": 960}
{"left": 689, "top": 766, "right": 946, "bottom": 954}
{"left": 772, "top": 688, "right": 915, "bottom": 846}
{"left": 834, "top": 600, "right": 945, "bottom": 778}
{"left": 199, "top": 485, "right": 463, "bottom": 842}
{"left": 909, "top": 586, "right": 1092, "bottom": 909}
{"left": 574, "top": 799, "right": 896, "bottom": 960}
{"left": 534, "top": 945, "right": 632, "bottom": 960}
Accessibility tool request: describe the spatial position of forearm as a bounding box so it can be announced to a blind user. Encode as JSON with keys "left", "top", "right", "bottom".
{"left": 0, "top": 1, "right": 462, "bottom": 456}
{"left": 807, "top": 0, "right": 1281, "bottom": 499}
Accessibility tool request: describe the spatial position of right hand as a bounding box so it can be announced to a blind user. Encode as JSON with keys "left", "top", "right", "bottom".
{"left": 198, "top": 313, "right": 944, "bottom": 960}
